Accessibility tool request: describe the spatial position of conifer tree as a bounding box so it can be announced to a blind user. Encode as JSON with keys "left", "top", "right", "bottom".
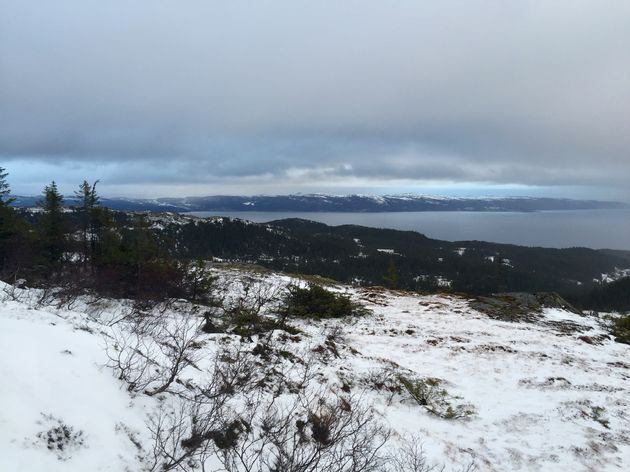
{"left": 0, "top": 167, "right": 18, "bottom": 272}
{"left": 39, "top": 181, "right": 66, "bottom": 267}
{"left": 92, "top": 207, "right": 123, "bottom": 266}
{"left": 0, "top": 169, "right": 35, "bottom": 277}
{"left": 74, "top": 180, "right": 100, "bottom": 267}
{"left": 184, "top": 258, "right": 216, "bottom": 303}
{"left": 0, "top": 167, "right": 15, "bottom": 206}
{"left": 384, "top": 259, "right": 398, "bottom": 289}
{"left": 130, "top": 214, "right": 158, "bottom": 267}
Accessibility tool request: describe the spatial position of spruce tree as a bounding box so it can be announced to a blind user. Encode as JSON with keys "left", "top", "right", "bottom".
{"left": 39, "top": 181, "right": 66, "bottom": 267}
{"left": 74, "top": 180, "right": 100, "bottom": 267}
{"left": 0, "top": 169, "right": 36, "bottom": 277}
{"left": 384, "top": 259, "right": 398, "bottom": 289}
{"left": 91, "top": 206, "right": 123, "bottom": 268}
{"left": 0, "top": 166, "right": 14, "bottom": 206}
{"left": 0, "top": 167, "right": 17, "bottom": 272}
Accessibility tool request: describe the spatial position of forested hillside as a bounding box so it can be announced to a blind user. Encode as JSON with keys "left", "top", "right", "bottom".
{"left": 9, "top": 193, "right": 626, "bottom": 213}
{"left": 2, "top": 169, "right": 629, "bottom": 311}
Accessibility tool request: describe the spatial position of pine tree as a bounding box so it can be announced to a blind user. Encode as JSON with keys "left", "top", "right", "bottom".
{"left": 74, "top": 180, "right": 100, "bottom": 267}
{"left": 0, "top": 166, "right": 15, "bottom": 207}
{"left": 183, "top": 258, "right": 216, "bottom": 303}
{"left": 384, "top": 259, "right": 398, "bottom": 289}
{"left": 0, "top": 168, "right": 35, "bottom": 277}
{"left": 92, "top": 206, "right": 123, "bottom": 267}
{"left": 0, "top": 167, "right": 19, "bottom": 272}
{"left": 39, "top": 181, "right": 66, "bottom": 267}
{"left": 129, "top": 214, "right": 158, "bottom": 267}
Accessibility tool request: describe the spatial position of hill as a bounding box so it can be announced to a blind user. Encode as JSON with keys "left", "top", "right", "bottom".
{"left": 11, "top": 207, "right": 630, "bottom": 309}
{"left": 115, "top": 212, "right": 630, "bottom": 301}
{"left": 10, "top": 194, "right": 627, "bottom": 213}
{"left": 2, "top": 267, "right": 629, "bottom": 471}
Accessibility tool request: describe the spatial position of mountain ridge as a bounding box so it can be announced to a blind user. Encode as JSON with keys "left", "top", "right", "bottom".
{"left": 9, "top": 193, "right": 627, "bottom": 213}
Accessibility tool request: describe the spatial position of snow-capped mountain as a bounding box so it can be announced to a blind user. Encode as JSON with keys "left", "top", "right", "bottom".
{"left": 9, "top": 194, "right": 627, "bottom": 213}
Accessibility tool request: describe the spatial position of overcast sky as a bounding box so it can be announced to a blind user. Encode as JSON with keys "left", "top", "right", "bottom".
{"left": 1, "top": 0, "right": 629, "bottom": 199}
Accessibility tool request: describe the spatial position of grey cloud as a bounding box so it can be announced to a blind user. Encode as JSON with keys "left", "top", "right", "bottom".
{"left": 1, "top": 0, "right": 629, "bottom": 197}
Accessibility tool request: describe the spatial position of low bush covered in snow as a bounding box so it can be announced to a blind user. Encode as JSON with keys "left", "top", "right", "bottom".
{"left": 398, "top": 376, "right": 476, "bottom": 420}
{"left": 279, "top": 283, "right": 370, "bottom": 320}
{"left": 35, "top": 414, "right": 86, "bottom": 460}
{"left": 611, "top": 313, "right": 630, "bottom": 344}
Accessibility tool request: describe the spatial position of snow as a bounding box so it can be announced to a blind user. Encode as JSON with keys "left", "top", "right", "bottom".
{"left": 1, "top": 271, "right": 630, "bottom": 471}
{"left": 0, "top": 295, "right": 151, "bottom": 471}
{"left": 599, "top": 267, "right": 630, "bottom": 284}
{"left": 435, "top": 276, "right": 452, "bottom": 288}
{"left": 337, "top": 295, "right": 630, "bottom": 470}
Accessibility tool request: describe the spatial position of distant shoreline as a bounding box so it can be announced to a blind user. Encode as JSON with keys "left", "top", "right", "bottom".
{"left": 186, "top": 208, "right": 630, "bottom": 251}
{"left": 9, "top": 194, "right": 627, "bottom": 214}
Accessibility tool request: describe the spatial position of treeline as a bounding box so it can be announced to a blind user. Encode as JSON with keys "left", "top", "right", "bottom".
{"left": 570, "top": 277, "right": 630, "bottom": 313}
{"left": 0, "top": 168, "right": 213, "bottom": 305}
{"left": 2, "top": 167, "right": 629, "bottom": 312}
{"left": 259, "top": 219, "right": 630, "bottom": 297}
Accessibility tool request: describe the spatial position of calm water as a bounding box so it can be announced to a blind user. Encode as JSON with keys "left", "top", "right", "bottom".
{"left": 189, "top": 209, "right": 630, "bottom": 250}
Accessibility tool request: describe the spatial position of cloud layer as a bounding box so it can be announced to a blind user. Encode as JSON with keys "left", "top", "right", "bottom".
{"left": 1, "top": 1, "right": 629, "bottom": 197}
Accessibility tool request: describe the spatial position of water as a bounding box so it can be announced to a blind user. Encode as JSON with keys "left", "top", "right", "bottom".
{"left": 188, "top": 209, "right": 630, "bottom": 250}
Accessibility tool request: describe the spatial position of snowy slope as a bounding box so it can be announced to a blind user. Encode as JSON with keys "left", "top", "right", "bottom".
{"left": 338, "top": 293, "right": 630, "bottom": 470}
{"left": 1, "top": 271, "right": 629, "bottom": 471}
{"left": 0, "top": 294, "right": 152, "bottom": 471}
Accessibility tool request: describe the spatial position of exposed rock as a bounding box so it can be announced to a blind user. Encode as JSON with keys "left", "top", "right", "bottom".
{"left": 470, "top": 292, "right": 581, "bottom": 323}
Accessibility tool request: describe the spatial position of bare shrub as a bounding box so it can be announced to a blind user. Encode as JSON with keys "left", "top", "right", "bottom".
{"left": 388, "top": 435, "right": 443, "bottom": 472}
{"left": 387, "top": 435, "right": 477, "bottom": 472}
{"left": 146, "top": 389, "right": 390, "bottom": 472}
{"left": 137, "top": 336, "right": 390, "bottom": 472}
{"left": 261, "top": 394, "right": 391, "bottom": 472}
{"left": 106, "top": 314, "right": 203, "bottom": 396}
{"left": 1, "top": 274, "right": 27, "bottom": 302}
{"left": 210, "top": 276, "right": 288, "bottom": 337}
{"left": 144, "top": 345, "right": 261, "bottom": 471}
{"left": 106, "top": 327, "right": 160, "bottom": 393}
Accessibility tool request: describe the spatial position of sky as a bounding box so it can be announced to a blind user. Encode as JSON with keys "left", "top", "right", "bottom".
{"left": 1, "top": 0, "right": 629, "bottom": 200}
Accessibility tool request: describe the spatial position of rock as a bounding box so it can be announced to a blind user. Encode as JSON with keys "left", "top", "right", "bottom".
{"left": 470, "top": 292, "right": 581, "bottom": 323}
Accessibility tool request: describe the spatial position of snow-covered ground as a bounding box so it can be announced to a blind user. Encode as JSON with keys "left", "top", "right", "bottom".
{"left": 0, "top": 291, "right": 153, "bottom": 471}
{"left": 599, "top": 267, "right": 630, "bottom": 284}
{"left": 1, "top": 269, "right": 629, "bottom": 471}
